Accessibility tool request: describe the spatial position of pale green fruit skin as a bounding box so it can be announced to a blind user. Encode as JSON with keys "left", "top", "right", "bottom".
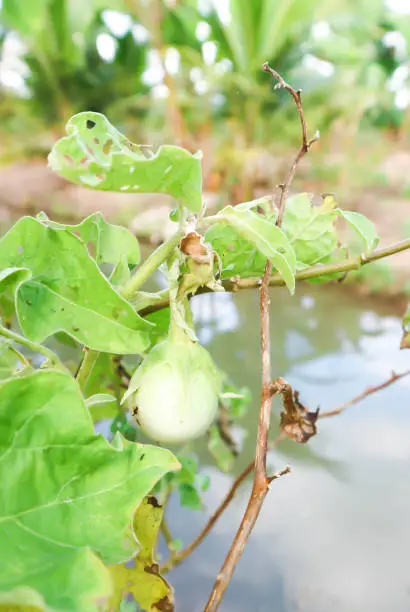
{"left": 126, "top": 339, "right": 220, "bottom": 444}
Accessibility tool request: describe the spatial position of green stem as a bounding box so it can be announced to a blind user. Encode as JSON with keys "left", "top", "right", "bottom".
{"left": 137, "top": 237, "right": 410, "bottom": 317}
{"left": 0, "top": 325, "right": 64, "bottom": 370}
{"left": 76, "top": 230, "right": 184, "bottom": 388}
{"left": 161, "top": 517, "right": 175, "bottom": 552}
{"left": 121, "top": 230, "right": 184, "bottom": 300}
{"left": 8, "top": 345, "right": 31, "bottom": 369}
{"left": 76, "top": 348, "right": 99, "bottom": 390}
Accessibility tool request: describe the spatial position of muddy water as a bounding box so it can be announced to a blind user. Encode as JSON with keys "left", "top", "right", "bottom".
{"left": 165, "top": 286, "right": 410, "bottom": 612}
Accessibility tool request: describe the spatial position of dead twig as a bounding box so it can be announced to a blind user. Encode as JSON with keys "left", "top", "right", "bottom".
{"left": 204, "top": 262, "right": 289, "bottom": 612}
{"left": 262, "top": 62, "right": 319, "bottom": 224}
{"left": 203, "top": 64, "right": 317, "bottom": 611}
{"left": 319, "top": 369, "right": 410, "bottom": 419}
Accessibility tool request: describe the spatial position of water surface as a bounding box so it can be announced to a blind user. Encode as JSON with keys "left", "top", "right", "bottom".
{"left": 165, "top": 285, "right": 410, "bottom": 612}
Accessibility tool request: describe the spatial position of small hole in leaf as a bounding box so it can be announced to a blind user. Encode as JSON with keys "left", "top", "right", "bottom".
{"left": 86, "top": 119, "right": 96, "bottom": 129}
{"left": 102, "top": 139, "right": 113, "bottom": 155}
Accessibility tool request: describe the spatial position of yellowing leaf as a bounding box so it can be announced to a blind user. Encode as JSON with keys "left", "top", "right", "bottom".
{"left": 109, "top": 497, "right": 174, "bottom": 612}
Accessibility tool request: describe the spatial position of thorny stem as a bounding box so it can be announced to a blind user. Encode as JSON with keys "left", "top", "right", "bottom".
{"left": 162, "top": 367, "right": 409, "bottom": 574}
{"left": 137, "top": 237, "right": 410, "bottom": 317}
{"left": 0, "top": 324, "right": 65, "bottom": 370}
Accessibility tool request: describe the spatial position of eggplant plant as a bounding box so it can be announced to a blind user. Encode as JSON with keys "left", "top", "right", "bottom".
{"left": 0, "top": 98, "right": 408, "bottom": 612}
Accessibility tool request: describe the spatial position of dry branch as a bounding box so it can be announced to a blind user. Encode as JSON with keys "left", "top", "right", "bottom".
{"left": 203, "top": 63, "right": 315, "bottom": 612}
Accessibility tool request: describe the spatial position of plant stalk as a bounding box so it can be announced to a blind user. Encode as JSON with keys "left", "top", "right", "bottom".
{"left": 121, "top": 229, "right": 184, "bottom": 300}
{"left": 0, "top": 325, "right": 64, "bottom": 370}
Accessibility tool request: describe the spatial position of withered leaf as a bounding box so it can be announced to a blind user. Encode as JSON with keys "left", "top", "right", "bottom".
{"left": 276, "top": 378, "right": 319, "bottom": 443}
{"left": 179, "top": 232, "right": 209, "bottom": 262}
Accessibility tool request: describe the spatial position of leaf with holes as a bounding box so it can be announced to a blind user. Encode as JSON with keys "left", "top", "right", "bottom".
{"left": 48, "top": 112, "right": 203, "bottom": 211}
{"left": 39, "top": 212, "right": 141, "bottom": 267}
{"left": 0, "top": 217, "right": 152, "bottom": 354}
{"left": 206, "top": 206, "right": 296, "bottom": 293}
{"left": 109, "top": 496, "right": 174, "bottom": 611}
{"left": 281, "top": 193, "right": 339, "bottom": 268}
{"left": 0, "top": 370, "right": 179, "bottom": 612}
{"left": 337, "top": 209, "right": 379, "bottom": 252}
{"left": 401, "top": 305, "right": 410, "bottom": 349}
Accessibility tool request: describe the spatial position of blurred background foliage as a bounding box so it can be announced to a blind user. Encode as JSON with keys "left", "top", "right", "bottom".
{"left": 0, "top": 0, "right": 409, "bottom": 225}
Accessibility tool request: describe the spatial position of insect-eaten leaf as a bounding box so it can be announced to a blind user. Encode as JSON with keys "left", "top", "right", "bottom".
{"left": 0, "top": 217, "right": 152, "bottom": 354}
{"left": 109, "top": 496, "right": 174, "bottom": 612}
{"left": 48, "top": 112, "right": 203, "bottom": 212}
{"left": 401, "top": 305, "right": 410, "bottom": 349}
{"left": 206, "top": 206, "right": 296, "bottom": 293}
{"left": 0, "top": 370, "right": 179, "bottom": 612}
{"left": 276, "top": 377, "right": 319, "bottom": 443}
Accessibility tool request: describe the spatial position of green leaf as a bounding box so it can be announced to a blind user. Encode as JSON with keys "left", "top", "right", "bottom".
{"left": 337, "top": 209, "right": 379, "bottom": 252}
{"left": 0, "top": 292, "right": 15, "bottom": 327}
{"left": 0, "top": 217, "right": 152, "bottom": 354}
{"left": 109, "top": 496, "right": 173, "bottom": 611}
{"left": 49, "top": 112, "right": 203, "bottom": 212}
{"left": 0, "top": 370, "right": 179, "bottom": 611}
{"left": 282, "top": 193, "right": 339, "bottom": 268}
{"left": 178, "top": 483, "right": 202, "bottom": 510}
{"left": 84, "top": 353, "right": 122, "bottom": 422}
{"left": 39, "top": 212, "right": 141, "bottom": 267}
{"left": 144, "top": 307, "right": 171, "bottom": 347}
{"left": 206, "top": 206, "right": 296, "bottom": 293}
{"left": 207, "top": 424, "right": 236, "bottom": 473}
{"left": 85, "top": 393, "right": 116, "bottom": 408}
{"left": 401, "top": 305, "right": 410, "bottom": 349}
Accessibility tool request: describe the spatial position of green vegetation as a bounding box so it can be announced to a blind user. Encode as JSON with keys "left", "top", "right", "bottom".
{"left": 0, "top": 108, "right": 408, "bottom": 610}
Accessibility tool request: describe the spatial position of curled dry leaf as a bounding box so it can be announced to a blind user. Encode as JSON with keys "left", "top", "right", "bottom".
{"left": 179, "top": 232, "right": 222, "bottom": 295}
{"left": 275, "top": 377, "right": 319, "bottom": 443}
